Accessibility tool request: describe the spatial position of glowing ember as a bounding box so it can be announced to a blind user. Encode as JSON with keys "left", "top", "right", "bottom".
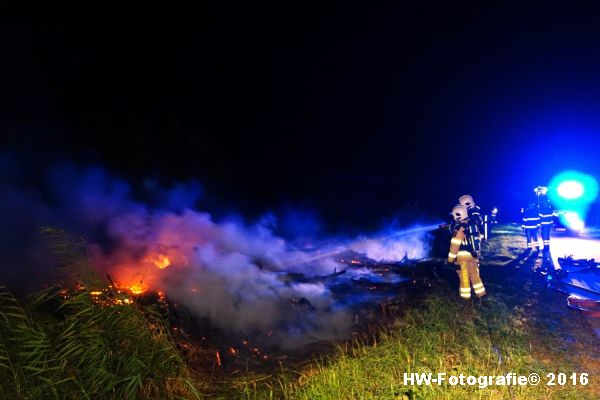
{"left": 90, "top": 291, "right": 103, "bottom": 296}
{"left": 129, "top": 284, "right": 145, "bottom": 295}
{"left": 215, "top": 351, "right": 222, "bottom": 366}
{"left": 153, "top": 254, "right": 171, "bottom": 269}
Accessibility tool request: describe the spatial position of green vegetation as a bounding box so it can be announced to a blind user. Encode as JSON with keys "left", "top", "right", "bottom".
{"left": 274, "top": 294, "right": 596, "bottom": 399}
{"left": 0, "top": 228, "right": 201, "bottom": 400}
{"left": 0, "top": 285, "right": 201, "bottom": 399}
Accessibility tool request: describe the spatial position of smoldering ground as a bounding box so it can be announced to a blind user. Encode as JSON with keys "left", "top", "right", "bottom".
{"left": 0, "top": 155, "right": 435, "bottom": 348}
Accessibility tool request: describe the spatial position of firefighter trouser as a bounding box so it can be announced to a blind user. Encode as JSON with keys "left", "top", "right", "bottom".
{"left": 456, "top": 253, "right": 486, "bottom": 299}
{"left": 525, "top": 228, "right": 539, "bottom": 249}
{"left": 540, "top": 225, "right": 551, "bottom": 251}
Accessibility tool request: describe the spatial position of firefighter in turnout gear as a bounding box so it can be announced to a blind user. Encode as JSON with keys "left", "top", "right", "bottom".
{"left": 534, "top": 186, "right": 563, "bottom": 276}
{"left": 521, "top": 201, "right": 540, "bottom": 251}
{"left": 458, "top": 194, "right": 487, "bottom": 242}
{"left": 536, "top": 186, "right": 554, "bottom": 252}
{"left": 458, "top": 194, "right": 482, "bottom": 226}
{"left": 448, "top": 204, "right": 486, "bottom": 300}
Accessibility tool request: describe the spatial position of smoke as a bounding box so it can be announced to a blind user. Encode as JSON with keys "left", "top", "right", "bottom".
{"left": 349, "top": 233, "right": 432, "bottom": 262}
{"left": 0, "top": 155, "right": 434, "bottom": 347}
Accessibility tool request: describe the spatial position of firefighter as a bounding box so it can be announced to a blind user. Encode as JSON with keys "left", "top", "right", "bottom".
{"left": 535, "top": 186, "right": 554, "bottom": 252}
{"left": 521, "top": 201, "right": 540, "bottom": 251}
{"left": 535, "top": 186, "right": 564, "bottom": 276}
{"left": 484, "top": 207, "right": 498, "bottom": 240}
{"left": 448, "top": 204, "right": 486, "bottom": 300}
{"left": 458, "top": 194, "right": 486, "bottom": 242}
{"left": 489, "top": 207, "right": 498, "bottom": 225}
{"left": 458, "top": 194, "right": 482, "bottom": 225}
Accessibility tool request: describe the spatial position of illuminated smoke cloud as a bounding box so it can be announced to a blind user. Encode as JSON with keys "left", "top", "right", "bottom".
{"left": 0, "top": 156, "right": 433, "bottom": 347}
{"left": 349, "top": 233, "right": 432, "bottom": 262}
{"left": 91, "top": 207, "right": 353, "bottom": 347}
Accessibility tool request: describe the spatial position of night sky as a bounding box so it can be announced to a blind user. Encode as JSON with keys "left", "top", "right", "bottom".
{"left": 4, "top": 2, "right": 600, "bottom": 228}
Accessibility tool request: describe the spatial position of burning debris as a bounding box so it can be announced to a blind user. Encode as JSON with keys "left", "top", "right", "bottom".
{"left": 82, "top": 206, "right": 435, "bottom": 350}
{"left": 51, "top": 245, "right": 434, "bottom": 372}
{"left": 152, "top": 254, "right": 171, "bottom": 269}
{"left": 1, "top": 163, "right": 436, "bottom": 362}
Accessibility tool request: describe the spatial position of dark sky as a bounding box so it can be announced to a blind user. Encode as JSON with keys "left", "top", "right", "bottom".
{"left": 4, "top": 2, "right": 600, "bottom": 226}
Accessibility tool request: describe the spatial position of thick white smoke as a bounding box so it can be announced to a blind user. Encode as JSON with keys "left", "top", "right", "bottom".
{"left": 92, "top": 207, "right": 355, "bottom": 347}
{"left": 1, "top": 157, "right": 434, "bottom": 348}
{"left": 349, "top": 233, "right": 432, "bottom": 262}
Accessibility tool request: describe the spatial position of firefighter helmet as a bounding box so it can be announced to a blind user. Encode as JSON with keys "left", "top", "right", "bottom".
{"left": 452, "top": 204, "right": 469, "bottom": 222}
{"left": 458, "top": 194, "right": 476, "bottom": 210}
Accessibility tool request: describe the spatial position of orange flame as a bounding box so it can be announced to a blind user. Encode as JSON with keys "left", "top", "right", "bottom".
{"left": 129, "top": 283, "right": 145, "bottom": 295}
{"left": 153, "top": 254, "right": 171, "bottom": 270}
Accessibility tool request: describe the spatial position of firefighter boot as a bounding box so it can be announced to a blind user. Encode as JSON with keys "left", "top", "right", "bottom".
{"left": 468, "top": 258, "right": 486, "bottom": 298}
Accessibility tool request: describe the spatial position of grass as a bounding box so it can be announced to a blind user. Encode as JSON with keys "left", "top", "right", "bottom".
{"left": 278, "top": 293, "right": 596, "bottom": 399}
{"left": 0, "top": 285, "right": 202, "bottom": 399}
{"left": 0, "top": 228, "right": 202, "bottom": 400}
{"left": 225, "top": 291, "right": 596, "bottom": 399}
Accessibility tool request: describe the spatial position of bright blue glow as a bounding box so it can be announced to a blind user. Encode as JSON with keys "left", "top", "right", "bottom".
{"left": 548, "top": 170, "right": 598, "bottom": 231}
{"left": 562, "top": 211, "right": 585, "bottom": 231}
{"left": 548, "top": 170, "right": 598, "bottom": 207}
{"left": 557, "top": 180, "right": 584, "bottom": 199}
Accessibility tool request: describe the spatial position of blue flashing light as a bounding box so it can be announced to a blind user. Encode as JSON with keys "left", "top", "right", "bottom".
{"left": 548, "top": 170, "right": 598, "bottom": 207}
{"left": 547, "top": 170, "right": 598, "bottom": 231}
{"left": 557, "top": 180, "right": 584, "bottom": 200}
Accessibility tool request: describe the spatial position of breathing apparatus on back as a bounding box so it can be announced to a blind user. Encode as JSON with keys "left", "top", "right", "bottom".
{"left": 452, "top": 204, "right": 482, "bottom": 257}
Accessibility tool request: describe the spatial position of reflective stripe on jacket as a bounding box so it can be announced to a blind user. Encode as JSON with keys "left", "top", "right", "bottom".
{"left": 539, "top": 200, "right": 555, "bottom": 226}
{"left": 448, "top": 226, "right": 474, "bottom": 263}
{"left": 521, "top": 206, "right": 540, "bottom": 229}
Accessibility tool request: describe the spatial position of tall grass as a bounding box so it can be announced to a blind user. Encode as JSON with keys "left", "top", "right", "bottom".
{"left": 228, "top": 293, "right": 596, "bottom": 399}
{"left": 0, "top": 228, "right": 202, "bottom": 399}
{"left": 277, "top": 295, "right": 593, "bottom": 399}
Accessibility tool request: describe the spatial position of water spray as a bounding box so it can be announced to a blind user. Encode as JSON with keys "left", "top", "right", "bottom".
{"left": 284, "top": 223, "right": 443, "bottom": 267}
